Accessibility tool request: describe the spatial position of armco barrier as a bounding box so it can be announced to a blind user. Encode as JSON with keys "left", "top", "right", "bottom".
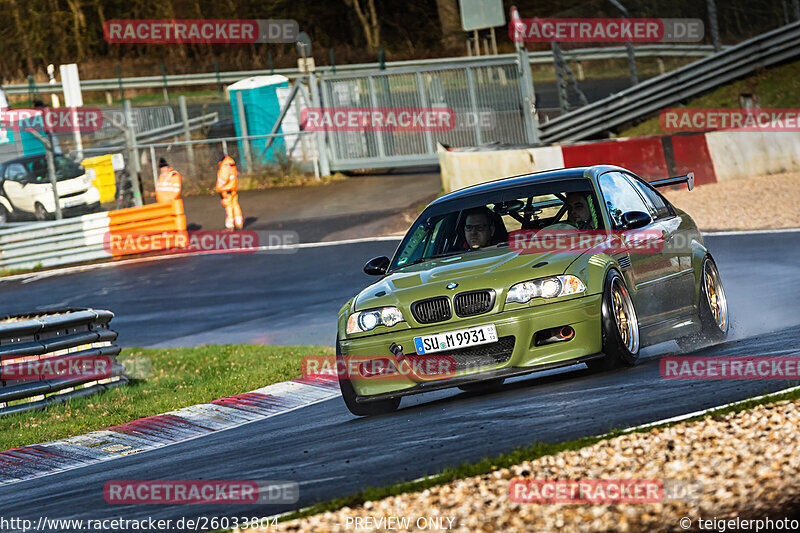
{"left": 0, "top": 309, "right": 126, "bottom": 416}
{"left": 0, "top": 200, "right": 186, "bottom": 272}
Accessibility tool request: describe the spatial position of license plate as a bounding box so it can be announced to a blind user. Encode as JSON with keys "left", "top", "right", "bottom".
{"left": 414, "top": 324, "right": 498, "bottom": 354}
{"left": 64, "top": 199, "right": 83, "bottom": 208}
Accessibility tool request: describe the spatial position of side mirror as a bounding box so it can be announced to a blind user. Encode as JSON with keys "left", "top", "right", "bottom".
{"left": 363, "top": 256, "right": 390, "bottom": 276}
{"left": 621, "top": 211, "right": 652, "bottom": 229}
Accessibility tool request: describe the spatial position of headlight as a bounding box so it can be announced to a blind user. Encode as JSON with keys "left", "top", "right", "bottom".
{"left": 506, "top": 275, "right": 586, "bottom": 304}
{"left": 347, "top": 306, "right": 406, "bottom": 334}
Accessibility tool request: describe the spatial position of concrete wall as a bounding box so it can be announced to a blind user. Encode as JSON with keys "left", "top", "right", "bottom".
{"left": 439, "top": 131, "right": 800, "bottom": 192}
{"left": 438, "top": 144, "right": 563, "bottom": 192}
{"left": 705, "top": 131, "right": 800, "bottom": 182}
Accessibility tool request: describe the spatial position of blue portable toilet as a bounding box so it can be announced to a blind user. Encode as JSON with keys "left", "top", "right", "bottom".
{"left": 228, "top": 75, "right": 289, "bottom": 171}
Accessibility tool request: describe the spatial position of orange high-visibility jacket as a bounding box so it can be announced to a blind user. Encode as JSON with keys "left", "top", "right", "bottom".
{"left": 156, "top": 167, "right": 181, "bottom": 203}
{"left": 216, "top": 156, "right": 238, "bottom": 193}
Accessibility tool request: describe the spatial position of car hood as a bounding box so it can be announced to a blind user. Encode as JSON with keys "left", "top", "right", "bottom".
{"left": 353, "top": 247, "right": 582, "bottom": 311}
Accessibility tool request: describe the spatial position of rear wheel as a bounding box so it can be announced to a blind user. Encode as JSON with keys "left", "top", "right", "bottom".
{"left": 0, "top": 204, "right": 8, "bottom": 224}
{"left": 337, "top": 341, "right": 400, "bottom": 416}
{"left": 677, "top": 255, "right": 729, "bottom": 351}
{"left": 586, "top": 269, "right": 640, "bottom": 372}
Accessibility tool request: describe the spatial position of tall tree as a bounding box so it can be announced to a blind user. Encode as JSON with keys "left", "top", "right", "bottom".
{"left": 8, "top": 0, "right": 35, "bottom": 73}
{"left": 343, "top": 0, "right": 380, "bottom": 51}
{"left": 435, "top": 0, "right": 462, "bottom": 49}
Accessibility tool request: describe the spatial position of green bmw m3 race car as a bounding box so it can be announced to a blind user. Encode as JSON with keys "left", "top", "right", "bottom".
{"left": 336, "top": 165, "right": 729, "bottom": 416}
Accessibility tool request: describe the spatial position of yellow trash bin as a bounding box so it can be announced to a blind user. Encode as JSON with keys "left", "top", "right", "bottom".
{"left": 81, "top": 154, "right": 118, "bottom": 203}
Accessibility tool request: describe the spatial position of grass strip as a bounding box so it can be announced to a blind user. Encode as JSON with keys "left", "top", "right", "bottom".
{"left": 0, "top": 344, "right": 332, "bottom": 451}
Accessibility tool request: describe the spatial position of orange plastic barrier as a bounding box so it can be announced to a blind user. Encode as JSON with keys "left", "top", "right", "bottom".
{"left": 107, "top": 200, "right": 188, "bottom": 257}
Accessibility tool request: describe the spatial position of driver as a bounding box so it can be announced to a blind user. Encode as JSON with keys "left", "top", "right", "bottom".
{"left": 463, "top": 207, "right": 496, "bottom": 249}
{"left": 546, "top": 192, "right": 595, "bottom": 230}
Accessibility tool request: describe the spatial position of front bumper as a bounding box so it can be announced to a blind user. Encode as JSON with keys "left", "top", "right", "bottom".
{"left": 339, "top": 294, "right": 603, "bottom": 399}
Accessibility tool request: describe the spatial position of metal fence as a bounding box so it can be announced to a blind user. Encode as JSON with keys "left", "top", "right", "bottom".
{"left": 319, "top": 54, "right": 536, "bottom": 171}
{"left": 0, "top": 309, "right": 126, "bottom": 416}
{"left": 0, "top": 45, "right": 718, "bottom": 97}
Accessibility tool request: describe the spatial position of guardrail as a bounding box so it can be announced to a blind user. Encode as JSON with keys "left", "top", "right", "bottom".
{"left": 539, "top": 21, "right": 800, "bottom": 142}
{"left": 0, "top": 45, "right": 718, "bottom": 95}
{"left": 0, "top": 309, "right": 125, "bottom": 416}
{"left": 0, "top": 200, "right": 186, "bottom": 272}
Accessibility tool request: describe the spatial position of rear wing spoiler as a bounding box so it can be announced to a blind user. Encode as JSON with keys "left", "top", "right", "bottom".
{"left": 650, "top": 172, "right": 694, "bottom": 191}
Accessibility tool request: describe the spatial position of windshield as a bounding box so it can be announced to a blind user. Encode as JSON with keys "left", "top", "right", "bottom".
{"left": 23, "top": 155, "right": 84, "bottom": 183}
{"left": 389, "top": 178, "right": 603, "bottom": 272}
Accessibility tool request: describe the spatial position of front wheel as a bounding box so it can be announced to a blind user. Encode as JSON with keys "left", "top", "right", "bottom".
{"left": 337, "top": 341, "right": 400, "bottom": 416}
{"left": 34, "top": 203, "right": 49, "bottom": 221}
{"left": 586, "top": 269, "right": 640, "bottom": 372}
{"left": 677, "top": 255, "right": 729, "bottom": 351}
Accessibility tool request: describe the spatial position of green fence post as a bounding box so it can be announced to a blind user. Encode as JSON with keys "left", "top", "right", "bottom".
{"left": 268, "top": 52, "right": 274, "bottom": 75}
{"left": 160, "top": 63, "right": 170, "bottom": 104}
{"left": 214, "top": 58, "right": 222, "bottom": 94}
{"left": 378, "top": 48, "right": 385, "bottom": 70}
{"left": 117, "top": 66, "right": 125, "bottom": 102}
{"left": 329, "top": 48, "right": 336, "bottom": 74}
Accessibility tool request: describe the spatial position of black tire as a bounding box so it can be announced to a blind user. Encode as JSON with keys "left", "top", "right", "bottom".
{"left": 458, "top": 378, "right": 505, "bottom": 393}
{"left": 337, "top": 341, "right": 400, "bottom": 416}
{"left": 34, "top": 203, "right": 49, "bottom": 221}
{"left": 586, "top": 269, "right": 640, "bottom": 372}
{"left": 0, "top": 204, "right": 8, "bottom": 225}
{"left": 677, "top": 255, "right": 729, "bottom": 351}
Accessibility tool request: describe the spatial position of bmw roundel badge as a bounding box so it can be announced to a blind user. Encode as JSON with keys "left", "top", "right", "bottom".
{"left": 446, "top": 282, "right": 458, "bottom": 290}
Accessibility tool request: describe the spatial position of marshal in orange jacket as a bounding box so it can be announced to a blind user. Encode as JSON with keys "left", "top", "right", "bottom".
{"left": 216, "top": 156, "right": 238, "bottom": 193}
{"left": 156, "top": 167, "right": 182, "bottom": 203}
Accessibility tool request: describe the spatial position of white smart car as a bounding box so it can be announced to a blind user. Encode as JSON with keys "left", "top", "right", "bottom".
{"left": 0, "top": 154, "right": 101, "bottom": 222}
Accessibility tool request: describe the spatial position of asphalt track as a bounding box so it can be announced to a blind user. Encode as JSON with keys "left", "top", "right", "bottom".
{"left": 0, "top": 231, "right": 798, "bottom": 529}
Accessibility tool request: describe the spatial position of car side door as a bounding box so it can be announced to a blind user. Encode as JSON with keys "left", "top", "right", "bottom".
{"left": 597, "top": 171, "right": 677, "bottom": 326}
{"left": 625, "top": 173, "right": 696, "bottom": 317}
{"left": 3, "top": 163, "right": 33, "bottom": 213}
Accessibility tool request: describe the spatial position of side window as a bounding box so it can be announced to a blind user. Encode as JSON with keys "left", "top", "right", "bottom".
{"left": 628, "top": 175, "right": 672, "bottom": 219}
{"left": 5, "top": 164, "right": 27, "bottom": 182}
{"left": 598, "top": 172, "right": 650, "bottom": 228}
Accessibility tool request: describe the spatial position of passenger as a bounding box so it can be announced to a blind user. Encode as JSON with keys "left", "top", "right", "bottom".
{"left": 546, "top": 192, "right": 595, "bottom": 230}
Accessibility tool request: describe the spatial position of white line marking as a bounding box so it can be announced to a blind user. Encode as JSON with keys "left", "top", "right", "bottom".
{"left": 702, "top": 228, "right": 800, "bottom": 236}
{"left": 1, "top": 236, "right": 403, "bottom": 283}
{"left": 621, "top": 384, "right": 800, "bottom": 433}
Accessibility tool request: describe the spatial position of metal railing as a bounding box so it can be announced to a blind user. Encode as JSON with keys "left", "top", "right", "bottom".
{"left": 0, "top": 309, "right": 126, "bottom": 416}
{"left": 539, "top": 21, "right": 800, "bottom": 142}
{"left": 319, "top": 53, "right": 536, "bottom": 171}
{"left": 0, "top": 45, "right": 718, "bottom": 96}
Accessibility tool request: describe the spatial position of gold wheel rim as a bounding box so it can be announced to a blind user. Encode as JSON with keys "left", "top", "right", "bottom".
{"left": 611, "top": 279, "right": 638, "bottom": 352}
{"left": 704, "top": 262, "right": 727, "bottom": 331}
